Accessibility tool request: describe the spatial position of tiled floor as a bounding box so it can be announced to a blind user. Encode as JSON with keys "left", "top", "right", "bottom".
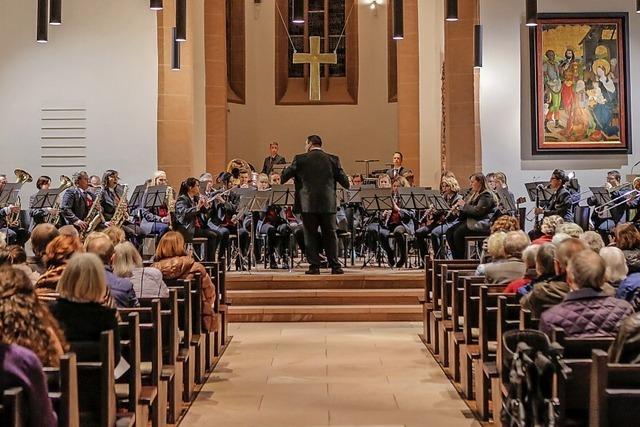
{"left": 180, "top": 322, "right": 480, "bottom": 427}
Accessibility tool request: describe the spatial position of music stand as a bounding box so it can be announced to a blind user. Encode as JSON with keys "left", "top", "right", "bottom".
{"left": 128, "top": 184, "right": 146, "bottom": 208}
{"left": 0, "top": 183, "right": 22, "bottom": 208}
{"left": 397, "top": 187, "right": 428, "bottom": 211}
{"left": 270, "top": 185, "right": 295, "bottom": 207}
{"left": 424, "top": 190, "right": 450, "bottom": 211}
{"left": 589, "top": 187, "right": 613, "bottom": 218}
{"left": 355, "top": 159, "right": 379, "bottom": 178}
{"left": 346, "top": 188, "right": 362, "bottom": 204}
{"left": 271, "top": 163, "right": 290, "bottom": 176}
{"left": 144, "top": 186, "right": 167, "bottom": 209}
{"left": 359, "top": 188, "right": 393, "bottom": 268}
{"left": 31, "top": 188, "right": 61, "bottom": 210}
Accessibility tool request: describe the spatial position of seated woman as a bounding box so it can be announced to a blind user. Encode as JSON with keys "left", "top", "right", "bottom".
{"left": 0, "top": 266, "right": 66, "bottom": 367}
{"left": 539, "top": 250, "right": 633, "bottom": 338}
{"left": 531, "top": 215, "right": 564, "bottom": 245}
{"left": 0, "top": 245, "right": 40, "bottom": 284}
{"left": 113, "top": 241, "right": 169, "bottom": 299}
{"left": 151, "top": 231, "right": 217, "bottom": 332}
{"left": 140, "top": 170, "right": 172, "bottom": 237}
{"left": 599, "top": 246, "right": 628, "bottom": 289}
{"left": 34, "top": 234, "right": 83, "bottom": 297}
{"left": 475, "top": 231, "right": 507, "bottom": 276}
{"left": 0, "top": 343, "right": 57, "bottom": 427}
{"left": 50, "top": 253, "right": 121, "bottom": 364}
{"left": 415, "top": 174, "right": 462, "bottom": 261}
{"left": 446, "top": 173, "right": 497, "bottom": 259}
{"left": 504, "top": 244, "right": 540, "bottom": 294}
{"left": 483, "top": 231, "right": 529, "bottom": 285}
{"left": 613, "top": 223, "right": 640, "bottom": 274}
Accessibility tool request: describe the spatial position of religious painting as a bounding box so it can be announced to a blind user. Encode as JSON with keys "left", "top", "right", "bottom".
{"left": 530, "top": 13, "right": 631, "bottom": 154}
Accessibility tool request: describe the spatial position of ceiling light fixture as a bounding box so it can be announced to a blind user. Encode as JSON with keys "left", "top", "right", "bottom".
{"left": 292, "top": 0, "right": 304, "bottom": 24}
{"left": 393, "top": 0, "right": 404, "bottom": 40}
{"left": 172, "top": 27, "right": 181, "bottom": 70}
{"left": 526, "top": 0, "right": 538, "bottom": 26}
{"left": 37, "top": 0, "right": 48, "bottom": 43}
{"left": 49, "top": 0, "right": 62, "bottom": 25}
{"left": 176, "top": 0, "right": 187, "bottom": 42}
{"left": 150, "top": 0, "right": 163, "bottom": 11}
{"left": 446, "top": 0, "right": 459, "bottom": 22}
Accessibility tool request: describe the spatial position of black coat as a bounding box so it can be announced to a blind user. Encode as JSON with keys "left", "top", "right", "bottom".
{"left": 174, "top": 194, "right": 204, "bottom": 241}
{"left": 386, "top": 166, "right": 407, "bottom": 179}
{"left": 281, "top": 149, "right": 350, "bottom": 214}
{"left": 544, "top": 187, "right": 574, "bottom": 222}
{"left": 60, "top": 187, "right": 91, "bottom": 225}
{"left": 261, "top": 154, "right": 286, "bottom": 174}
{"left": 460, "top": 191, "right": 496, "bottom": 230}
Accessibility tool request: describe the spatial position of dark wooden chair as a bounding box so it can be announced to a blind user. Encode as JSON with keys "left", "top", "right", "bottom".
{"left": 43, "top": 353, "right": 80, "bottom": 427}
{"left": 1, "top": 387, "right": 24, "bottom": 427}
{"left": 590, "top": 349, "right": 640, "bottom": 427}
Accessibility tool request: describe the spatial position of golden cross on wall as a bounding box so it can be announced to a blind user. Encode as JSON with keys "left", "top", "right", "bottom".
{"left": 292, "top": 36, "right": 337, "bottom": 101}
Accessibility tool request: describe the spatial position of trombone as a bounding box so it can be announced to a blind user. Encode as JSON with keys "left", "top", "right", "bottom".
{"left": 594, "top": 178, "right": 640, "bottom": 215}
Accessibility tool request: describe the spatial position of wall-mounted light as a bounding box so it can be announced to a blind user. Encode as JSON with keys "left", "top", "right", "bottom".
{"left": 37, "top": 0, "right": 48, "bottom": 43}
{"left": 474, "top": 24, "right": 483, "bottom": 68}
{"left": 171, "top": 27, "right": 181, "bottom": 70}
{"left": 292, "top": 0, "right": 304, "bottom": 24}
{"left": 370, "top": 0, "right": 378, "bottom": 10}
{"left": 445, "top": 0, "right": 458, "bottom": 22}
{"left": 49, "top": 0, "right": 61, "bottom": 25}
{"left": 176, "top": 0, "right": 187, "bottom": 41}
{"left": 150, "top": 0, "right": 163, "bottom": 11}
{"left": 526, "top": 0, "right": 537, "bottom": 26}
{"left": 393, "top": 0, "right": 404, "bottom": 40}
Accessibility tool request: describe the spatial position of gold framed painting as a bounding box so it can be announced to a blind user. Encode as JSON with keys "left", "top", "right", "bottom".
{"left": 530, "top": 13, "right": 631, "bottom": 154}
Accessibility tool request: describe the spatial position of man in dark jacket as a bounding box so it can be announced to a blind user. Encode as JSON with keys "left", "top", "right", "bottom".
{"left": 534, "top": 169, "right": 573, "bottom": 223}
{"left": 281, "top": 135, "right": 350, "bottom": 275}
{"left": 261, "top": 142, "right": 287, "bottom": 175}
{"left": 539, "top": 249, "right": 633, "bottom": 338}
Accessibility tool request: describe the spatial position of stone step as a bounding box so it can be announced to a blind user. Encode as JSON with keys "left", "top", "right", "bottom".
{"left": 226, "top": 274, "right": 424, "bottom": 290}
{"left": 228, "top": 288, "right": 422, "bottom": 306}
{"left": 228, "top": 304, "right": 422, "bottom": 322}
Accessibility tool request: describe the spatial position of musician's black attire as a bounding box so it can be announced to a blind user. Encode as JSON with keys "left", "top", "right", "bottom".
{"left": 208, "top": 195, "right": 249, "bottom": 265}
{"left": 261, "top": 154, "right": 287, "bottom": 175}
{"left": 0, "top": 208, "right": 28, "bottom": 245}
{"left": 258, "top": 205, "right": 292, "bottom": 269}
{"left": 588, "top": 189, "right": 627, "bottom": 242}
{"left": 543, "top": 187, "right": 574, "bottom": 223}
{"left": 281, "top": 148, "right": 350, "bottom": 272}
{"left": 101, "top": 186, "right": 145, "bottom": 243}
{"left": 415, "top": 191, "right": 462, "bottom": 261}
{"left": 386, "top": 166, "right": 407, "bottom": 180}
{"left": 446, "top": 191, "right": 496, "bottom": 259}
{"left": 60, "top": 186, "right": 93, "bottom": 230}
{"left": 174, "top": 194, "right": 219, "bottom": 261}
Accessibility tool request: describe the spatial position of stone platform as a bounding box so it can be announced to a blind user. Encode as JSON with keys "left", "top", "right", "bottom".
{"left": 226, "top": 267, "right": 423, "bottom": 322}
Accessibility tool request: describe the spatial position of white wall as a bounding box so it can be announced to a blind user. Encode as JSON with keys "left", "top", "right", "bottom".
{"left": 228, "top": 0, "right": 398, "bottom": 174}
{"left": 480, "top": 0, "right": 640, "bottom": 208}
{"left": 0, "top": 0, "right": 158, "bottom": 196}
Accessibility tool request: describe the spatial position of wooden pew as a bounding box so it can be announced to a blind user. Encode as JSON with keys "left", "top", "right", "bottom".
{"left": 552, "top": 328, "right": 615, "bottom": 426}
{"left": 495, "top": 296, "right": 521, "bottom": 419}
{"left": 423, "top": 259, "right": 478, "bottom": 349}
{"left": 44, "top": 353, "right": 80, "bottom": 427}
{"left": 1, "top": 387, "right": 24, "bottom": 427}
{"left": 590, "top": 349, "right": 640, "bottom": 427}
{"left": 189, "top": 273, "right": 206, "bottom": 384}
{"left": 519, "top": 308, "right": 538, "bottom": 330}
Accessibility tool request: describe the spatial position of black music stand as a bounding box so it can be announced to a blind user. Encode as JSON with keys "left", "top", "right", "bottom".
{"left": 525, "top": 182, "right": 552, "bottom": 205}
{"left": 424, "top": 190, "right": 449, "bottom": 211}
{"left": 31, "top": 188, "right": 61, "bottom": 210}
{"left": 0, "top": 183, "right": 22, "bottom": 208}
{"left": 143, "top": 185, "right": 168, "bottom": 234}
{"left": 590, "top": 187, "right": 613, "bottom": 218}
{"left": 397, "top": 187, "right": 428, "bottom": 211}
{"left": 346, "top": 188, "right": 362, "bottom": 204}
{"left": 271, "top": 163, "right": 290, "bottom": 176}
{"left": 355, "top": 159, "right": 379, "bottom": 178}
{"left": 248, "top": 190, "right": 273, "bottom": 271}
{"left": 360, "top": 188, "right": 393, "bottom": 268}
{"left": 270, "top": 185, "right": 295, "bottom": 207}
{"left": 230, "top": 191, "right": 260, "bottom": 272}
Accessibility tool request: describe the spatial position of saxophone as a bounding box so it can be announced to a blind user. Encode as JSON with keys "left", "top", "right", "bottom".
{"left": 7, "top": 169, "right": 32, "bottom": 227}
{"left": 110, "top": 184, "right": 129, "bottom": 228}
{"left": 166, "top": 186, "right": 176, "bottom": 230}
{"left": 46, "top": 175, "right": 73, "bottom": 225}
{"left": 81, "top": 187, "right": 105, "bottom": 239}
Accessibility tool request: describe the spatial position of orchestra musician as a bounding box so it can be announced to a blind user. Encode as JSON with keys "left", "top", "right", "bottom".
{"left": 256, "top": 173, "right": 292, "bottom": 269}
{"left": 88, "top": 174, "right": 101, "bottom": 196}
{"left": 386, "top": 152, "right": 407, "bottom": 179}
{"left": 261, "top": 141, "right": 287, "bottom": 175}
{"left": 269, "top": 172, "right": 281, "bottom": 186}
{"left": 0, "top": 174, "right": 26, "bottom": 245}
{"left": 60, "top": 171, "right": 95, "bottom": 233}
{"left": 100, "top": 170, "right": 145, "bottom": 243}
{"left": 415, "top": 174, "right": 462, "bottom": 261}
{"left": 533, "top": 169, "right": 574, "bottom": 223}
{"left": 445, "top": 173, "right": 497, "bottom": 259}
{"left": 352, "top": 174, "right": 363, "bottom": 187}
{"left": 174, "top": 177, "right": 219, "bottom": 261}
{"left": 587, "top": 170, "right": 627, "bottom": 242}
{"left": 29, "top": 175, "right": 55, "bottom": 228}
{"left": 140, "top": 171, "right": 171, "bottom": 237}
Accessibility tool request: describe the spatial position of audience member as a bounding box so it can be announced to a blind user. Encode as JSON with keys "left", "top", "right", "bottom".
{"left": 34, "top": 235, "right": 83, "bottom": 295}
{"left": 539, "top": 250, "right": 633, "bottom": 338}
{"left": 103, "top": 226, "right": 126, "bottom": 246}
{"left": 484, "top": 231, "right": 529, "bottom": 285}
{"left": 516, "top": 243, "right": 557, "bottom": 298}
{"left": 0, "top": 245, "right": 40, "bottom": 284}
{"left": 0, "top": 342, "right": 57, "bottom": 427}
{"left": 50, "top": 253, "right": 121, "bottom": 364}
{"left": 490, "top": 215, "right": 519, "bottom": 233}
{"left": 504, "top": 244, "right": 539, "bottom": 294}
{"left": 26, "top": 223, "right": 59, "bottom": 274}
{"left": 58, "top": 224, "right": 80, "bottom": 238}
{"left": 113, "top": 242, "right": 169, "bottom": 299}
{"left": 84, "top": 232, "right": 138, "bottom": 308}
{"left": 551, "top": 232, "right": 571, "bottom": 246}
{"left": 614, "top": 223, "right": 640, "bottom": 273}
{"left": 580, "top": 230, "right": 605, "bottom": 253}
{"left": 556, "top": 222, "right": 583, "bottom": 238}
{"left": 475, "top": 232, "right": 506, "bottom": 276}
{"left": 599, "top": 246, "right": 628, "bottom": 288}
{"left": 0, "top": 232, "right": 5, "bottom": 248}
{"left": 0, "top": 266, "right": 66, "bottom": 367}
{"left": 531, "top": 215, "right": 563, "bottom": 245}
{"left": 609, "top": 312, "right": 640, "bottom": 363}
{"left": 152, "top": 231, "right": 217, "bottom": 332}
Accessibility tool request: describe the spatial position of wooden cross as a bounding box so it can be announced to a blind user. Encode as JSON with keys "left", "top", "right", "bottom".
{"left": 293, "top": 36, "right": 337, "bottom": 101}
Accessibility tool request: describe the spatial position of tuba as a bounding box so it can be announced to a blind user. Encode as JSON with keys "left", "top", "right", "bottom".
{"left": 110, "top": 184, "right": 129, "bottom": 228}
{"left": 7, "top": 169, "right": 33, "bottom": 227}
{"left": 226, "top": 158, "right": 251, "bottom": 187}
{"left": 46, "top": 175, "right": 73, "bottom": 225}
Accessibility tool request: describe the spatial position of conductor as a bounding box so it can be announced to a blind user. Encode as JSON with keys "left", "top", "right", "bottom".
{"left": 281, "top": 135, "right": 350, "bottom": 275}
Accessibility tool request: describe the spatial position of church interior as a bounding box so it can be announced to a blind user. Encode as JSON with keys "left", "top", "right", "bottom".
{"left": 2, "top": 0, "right": 640, "bottom": 426}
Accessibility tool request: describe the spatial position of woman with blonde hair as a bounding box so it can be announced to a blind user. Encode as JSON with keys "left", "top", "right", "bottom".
{"left": 34, "top": 234, "right": 83, "bottom": 295}
{"left": 140, "top": 170, "right": 172, "bottom": 237}
{"left": 50, "top": 253, "right": 121, "bottom": 364}
{"left": 0, "top": 266, "right": 67, "bottom": 367}
{"left": 152, "top": 231, "right": 217, "bottom": 332}
{"left": 113, "top": 242, "right": 168, "bottom": 299}
{"left": 103, "top": 226, "right": 126, "bottom": 246}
